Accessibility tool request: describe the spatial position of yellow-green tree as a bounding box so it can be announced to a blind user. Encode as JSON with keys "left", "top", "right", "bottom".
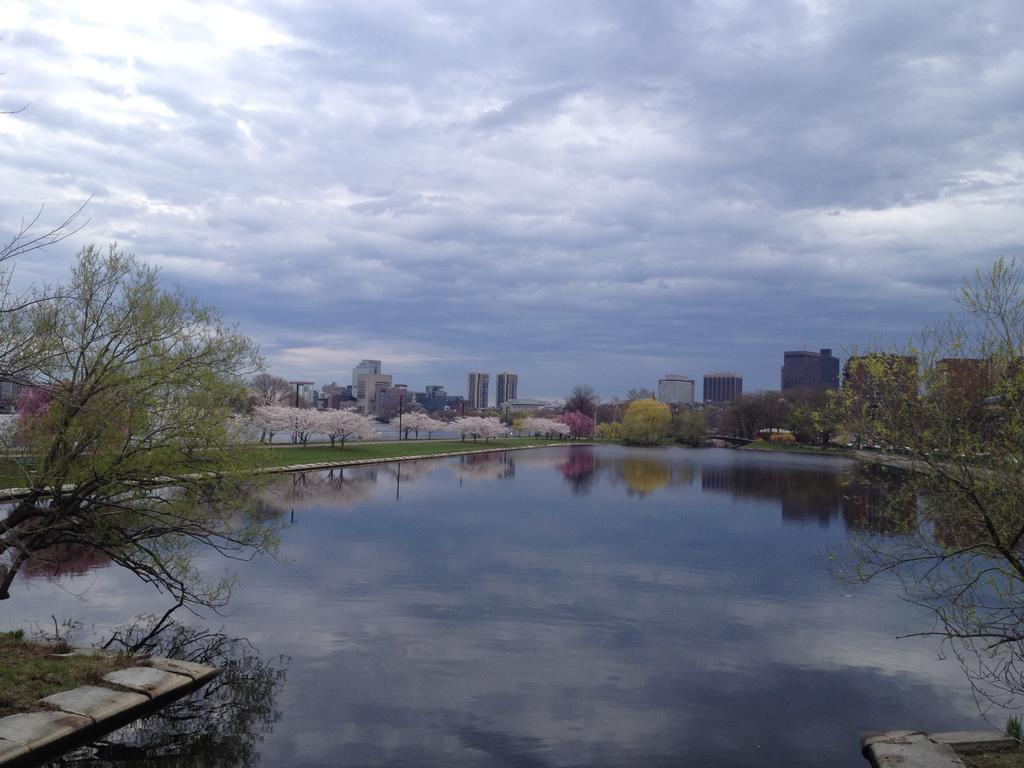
{"left": 0, "top": 245, "right": 273, "bottom": 610}
{"left": 622, "top": 399, "right": 671, "bottom": 445}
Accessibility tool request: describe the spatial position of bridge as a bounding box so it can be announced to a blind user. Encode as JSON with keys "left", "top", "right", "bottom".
{"left": 706, "top": 434, "right": 754, "bottom": 445}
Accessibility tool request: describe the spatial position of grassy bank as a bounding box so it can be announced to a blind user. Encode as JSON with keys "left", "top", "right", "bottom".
{"left": 0, "top": 630, "right": 133, "bottom": 716}
{"left": 738, "top": 440, "right": 853, "bottom": 456}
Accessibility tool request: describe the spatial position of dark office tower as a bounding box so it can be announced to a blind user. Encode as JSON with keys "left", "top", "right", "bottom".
{"left": 818, "top": 348, "right": 840, "bottom": 389}
{"left": 781, "top": 348, "right": 840, "bottom": 391}
{"left": 496, "top": 372, "right": 518, "bottom": 409}
{"left": 703, "top": 373, "right": 743, "bottom": 403}
{"left": 467, "top": 372, "right": 489, "bottom": 410}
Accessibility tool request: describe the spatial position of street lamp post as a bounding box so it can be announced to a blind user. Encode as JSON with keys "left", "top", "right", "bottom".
{"left": 398, "top": 392, "right": 405, "bottom": 440}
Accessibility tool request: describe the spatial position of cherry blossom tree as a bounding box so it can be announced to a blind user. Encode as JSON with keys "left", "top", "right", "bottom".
{"left": 315, "top": 409, "right": 378, "bottom": 447}
{"left": 280, "top": 407, "right": 320, "bottom": 446}
{"left": 251, "top": 405, "right": 291, "bottom": 444}
{"left": 521, "top": 417, "right": 571, "bottom": 438}
{"left": 399, "top": 411, "right": 445, "bottom": 439}
{"left": 557, "top": 410, "right": 595, "bottom": 439}
{"left": 451, "top": 416, "right": 506, "bottom": 442}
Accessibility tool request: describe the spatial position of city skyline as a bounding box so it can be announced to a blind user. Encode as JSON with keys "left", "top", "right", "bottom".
{"left": 3, "top": 3, "right": 1021, "bottom": 395}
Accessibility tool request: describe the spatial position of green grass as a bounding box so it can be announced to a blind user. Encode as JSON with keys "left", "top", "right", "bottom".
{"left": 252, "top": 437, "right": 560, "bottom": 468}
{"left": 0, "top": 630, "right": 134, "bottom": 716}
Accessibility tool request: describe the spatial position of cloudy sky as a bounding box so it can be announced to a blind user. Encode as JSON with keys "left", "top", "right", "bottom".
{"left": 2, "top": 1, "right": 1022, "bottom": 398}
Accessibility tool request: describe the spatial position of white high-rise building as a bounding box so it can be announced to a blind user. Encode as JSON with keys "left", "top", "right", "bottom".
{"left": 352, "top": 359, "right": 382, "bottom": 388}
{"left": 657, "top": 374, "right": 695, "bottom": 406}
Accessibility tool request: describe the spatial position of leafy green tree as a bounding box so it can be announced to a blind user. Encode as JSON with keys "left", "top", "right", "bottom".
{"left": 0, "top": 245, "right": 273, "bottom": 609}
{"left": 672, "top": 409, "right": 708, "bottom": 446}
{"left": 622, "top": 399, "right": 671, "bottom": 445}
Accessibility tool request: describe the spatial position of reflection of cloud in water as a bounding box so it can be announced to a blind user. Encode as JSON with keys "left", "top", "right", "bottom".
{"left": 4, "top": 446, "right": 986, "bottom": 768}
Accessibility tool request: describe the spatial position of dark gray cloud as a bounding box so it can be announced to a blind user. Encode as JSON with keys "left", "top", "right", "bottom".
{"left": 2, "top": 0, "right": 1023, "bottom": 397}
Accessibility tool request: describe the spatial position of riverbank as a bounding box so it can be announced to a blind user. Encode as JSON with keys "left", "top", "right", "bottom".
{"left": 252, "top": 437, "right": 559, "bottom": 467}
{"left": 0, "top": 633, "right": 220, "bottom": 767}
{"left": 0, "top": 438, "right": 573, "bottom": 498}
{"left": 736, "top": 440, "right": 854, "bottom": 457}
{"left": 0, "top": 631, "right": 132, "bottom": 717}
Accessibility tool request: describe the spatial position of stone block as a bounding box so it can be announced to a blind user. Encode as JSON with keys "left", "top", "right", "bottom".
{"left": 102, "top": 667, "right": 191, "bottom": 699}
{"left": 863, "top": 731, "right": 963, "bottom": 768}
{"left": 0, "top": 711, "right": 90, "bottom": 749}
{"left": 0, "top": 737, "right": 29, "bottom": 763}
{"left": 40, "top": 685, "right": 148, "bottom": 722}
{"left": 143, "top": 657, "right": 221, "bottom": 684}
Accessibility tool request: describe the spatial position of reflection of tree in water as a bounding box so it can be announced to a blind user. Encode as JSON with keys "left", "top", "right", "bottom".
{"left": 451, "top": 451, "right": 515, "bottom": 481}
{"left": 19, "top": 541, "right": 112, "bottom": 579}
{"left": 596, "top": 455, "right": 694, "bottom": 497}
{"left": 378, "top": 457, "right": 448, "bottom": 482}
{"left": 839, "top": 465, "right": 916, "bottom": 534}
{"left": 258, "top": 467, "right": 381, "bottom": 514}
{"left": 617, "top": 457, "right": 672, "bottom": 497}
{"left": 509, "top": 449, "right": 565, "bottom": 469}
{"left": 52, "top": 616, "right": 287, "bottom": 768}
{"left": 556, "top": 447, "right": 597, "bottom": 495}
{"left": 700, "top": 462, "right": 914, "bottom": 531}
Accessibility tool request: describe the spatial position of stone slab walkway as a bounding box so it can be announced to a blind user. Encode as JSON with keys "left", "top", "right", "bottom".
{"left": 0, "top": 656, "right": 221, "bottom": 767}
{"left": 862, "top": 729, "right": 1019, "bottom": 767}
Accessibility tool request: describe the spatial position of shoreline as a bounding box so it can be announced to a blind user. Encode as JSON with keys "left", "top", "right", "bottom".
{"left": 0, "top": 440, "right": 574, "bottom": 502}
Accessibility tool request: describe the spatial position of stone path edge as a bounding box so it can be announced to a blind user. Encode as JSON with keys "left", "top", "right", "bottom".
{"left": 861, "top": 729, "right": 1019, "bottom": 767}
{"left": 0, "top": 657, "right": 222, "bottom": 768}
{"left": 0, "top": 442, "right": 575, "bottom": 501}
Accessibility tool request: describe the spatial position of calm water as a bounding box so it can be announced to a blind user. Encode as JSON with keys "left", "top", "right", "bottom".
{"left": 3, "top": 445, "right": 991, "bottom": 767}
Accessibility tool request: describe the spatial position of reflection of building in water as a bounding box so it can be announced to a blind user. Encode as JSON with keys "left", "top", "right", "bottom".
{"left": 839, "top": 466, "right": 915, "bottom": 534}
{"left": 701, "top": 464, "right": 848, "bottom": 526}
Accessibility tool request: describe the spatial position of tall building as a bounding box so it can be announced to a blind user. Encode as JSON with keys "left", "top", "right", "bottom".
{"left": 357, "top": 373, "right": 392, "bottom": 414}
{"left": 496, "top": 372, "right": 518, "bottom": 409}
{"left": 657, "top": 374, "right": 695, "bottom": 406}
{"left": 352, "top": 359, "right": 381, "bottom": 388}
{"left": 703, "top": 372, "right": 743, "bottom": 403}
{"left": 376, "top": 384, "right": 409, "bottom": 418}
{"left": 781, "top": 348, "right": 840, "bottom": 391}
{"left": 467, "top": 372, "right": 489, "bottom": 410}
